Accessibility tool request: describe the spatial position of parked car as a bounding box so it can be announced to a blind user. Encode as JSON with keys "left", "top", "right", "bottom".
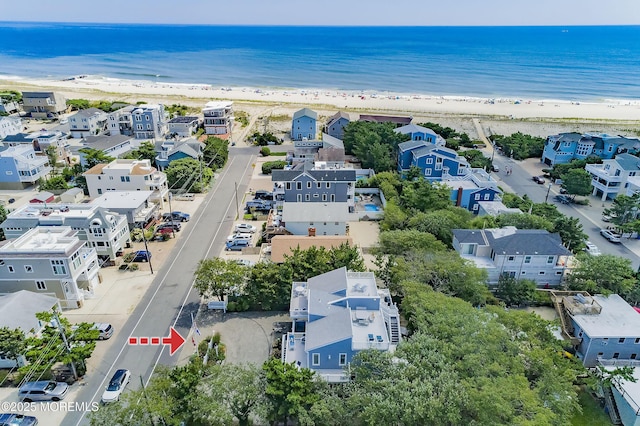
{"left": 235, "top": 223, "right": 257, "bottom": 233}
{"left": 0, "top": 413, "right": 38, "bottom": 426}
{"left": 101, "top": 369, "right": 131, "bottom": 403}
{"left": 254, "top": 190, "right": 273, "bottom": 201}
{"left": 154, "top": 226, "right": 174, "bottom": 236}
{"left": 233, "top": 259, "right": 255, "bottom": 267}
{"left": 128, "top": 250, "right": 152, "bottom": 262}
{"left": 158, "top": 221, "right": 182, "bottom": 232}
{"left": 491, "top": 165, "right": 500, "bottom": 172}
{"left": 602, "top": 213, "right": 616, "bottom": 222}
{"left": 225, "top": 240, "right": 251, "bottom": 251}
{"left": 600, "top": 228, "right": 622, "bottom": 243}
{"left": 18, "top": 381, "right": 69, "bottom": 402}
{"left": 532, "top": 176, "right": 546, "bottom": 184}
{"left": 226, "top": 233, "right": 253, "bottom": 243}
{"left": 162, "top": 211, "right": 190, "bottom": 222}
{"left": 174, "top": 193, "right": 195, "bottom": 201}
{"left": 554, "top": 195, "right": 571, "bottom": 204}
{"left": 246, "top": 200, "right": 272, "bottom": 210}
{"left": 71, "top": 322, "right": 113, "bottom": 340}
{"left": 584, "top": 241, "right": 602, "bottom": 256}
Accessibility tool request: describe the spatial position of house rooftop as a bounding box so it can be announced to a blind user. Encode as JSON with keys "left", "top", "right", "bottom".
{"left": 570, "top": 294, "right": 640, "bottom": 338}
{"left": 614, "top": 153, "right": 640, "bottom": 171}
{"left": 91, "top": 191, "right": 153, "bottom": 209}
{"left": 358, "top": 114, "right": 412, "bottom": 125}
{"left": 168, "top": 116, "right": 199, "bottom": 124}
{"left": 203, "top": 101, "right": 233, "bottom": 109}
{"left": 0, "top": 291, "right": 59, "bottom": 334}
{"left": 71, "top": 107, "right": 106, "bottom": 119}
{"left": 326, "top": 111, "right": 351, "bottom": 123}
{"left": 321, "top": 133, "right": 344, "bottom": 149}
{"left": 82, "top": 134, "right": 133, "bottom": 151}
{"left": 293, "top": 108, "right": 318, "bottom": 120}
{"left": 272, "top": 169, "right": 356, "bottom": 182}
{"left": 394, "top": 123, "right": 437, "bottom": 136}
{"left": 0, "top": 226, "right": 83, "bottom": 255}
{"left": 398, "top": 140, "right": 427, "bottom": 152}
{"left": 282, "top": 202, "right": 351, "bottom": 223}
{"left": 453, "top": 227, "right": 571, "bottom": 256}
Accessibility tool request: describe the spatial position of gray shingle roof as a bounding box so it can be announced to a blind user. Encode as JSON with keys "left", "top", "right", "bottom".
{"left": 454, "top": 227, "right": 571, "bottom": 256}
{"left": 168, "top": 116, "right": 199, "bottom": 124}
{"left": 326, "top": 111, "right": 351, "bottom": 125}
{"left": 71, "top": 108, "right": 105, "bottom": 119}
{"left": 615, "top": 153, "right": 640, "bottom": 171}
{"left": 82, "top": 135, "right": 133, "bottom": 151}
{"left": 394, "top": 124, "right": 438, "bottom": 136}
{"left": 272, "top": 169, "right": 356, "bottom": 182}
{"left": 0, "top": 291, "right": 59, "bottom": 333}
{"left": 293, "top": 108, "right": 318, "bottom": 120}
{"left": 398, "top": 140, "right": 427, "bottom": 152}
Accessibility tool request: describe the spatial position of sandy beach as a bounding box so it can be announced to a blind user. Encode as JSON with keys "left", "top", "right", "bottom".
{"left": 1, "top": 76, "right": 639, "bottom": 139}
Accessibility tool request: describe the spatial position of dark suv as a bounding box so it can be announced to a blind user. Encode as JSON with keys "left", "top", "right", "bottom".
{"left": 161, "top": 211, "right": 190, "bottom": 222}
{"left": 158, "top": 221, "right": 182, "bottom": 232}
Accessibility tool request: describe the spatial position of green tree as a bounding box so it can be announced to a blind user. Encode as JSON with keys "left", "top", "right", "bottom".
{"left": 262, "top": 160, "right": 287, "bottom": 174}
{"left": 496, "top": 212, "right": 554, "bottom": 231}
{"left": 377, "top": 229, "right": 448, "bottom": 256}
{"left": 417, "top": 122, "right": 460, "bottom": 139}
{"left": 492, "top": 132, "right": 545, "bottom": 160}
{"left": 0, "top": 205, "right": 7, "bottom": 240}
{"left": 124, "top": 141, "right": 157, "bottom": 164}
{"left": 553, "top": 215, "right": 588, "bottom": 252}
{"left": 262, "top": 359, "right": 319, "bottom": 426}
{"left": 379, "top": 201, "right": 407, "bottom": 231}
{"left": 79, "top": 148, "right": 114, "bottom": 170}
{"left": 604, "top": 193, "right": 640, "bottom": 232}
{"left": 496, "top": 275, "right": 537, "bottom": 306}
{"left": 461, "top": 149, "right": 492, "bottom": 170}
{"left": 561, "top": 168, "right": 593, "bottom": 198}
{"left": 245, "top": 262, "right": 293, "bottom": 311}
{"left": 283, "top": 244, "right": 365, "bottom": 282}
{"left": 342, "top": 121, "right": 409, "bottom": 172}
{"left": 203, "top": 136, "right": 229, "bottom": 170}
{"left": 66, "top": 99, "right": 90, "bottom": 110}
{"left": 194, "top": 257, "right": 247, "bottom": 300}
{"left": 165, "top": 157, "right": 213, "bottom": 193}
{"left": 567, "top": 254, "right": 637, "bottom": 296}
{"left": 548, "top": 157, "right": 601, "bottom": 180}
{"left": 45, "top": 145, "right": 59, "bottom": 175}
{"left": 0, "top": 327, "right": 26, "bottom": 361}
{"left": 39, "top": 176, "right": 69, "bottom": 191}
{"left": 399, "top": 179, "right": 452, "bottom": 212}
{"left": 194, "top": 364, "right": 265, "bottom": 426}
{"left": 407, "top": 208, "right": 472, "bottom": 245}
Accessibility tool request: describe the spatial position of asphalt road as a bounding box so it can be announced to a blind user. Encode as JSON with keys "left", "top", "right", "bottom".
{"left": 491, "top": 154, "right": 640, "bottom": 269}
{"left": 67, "top": 146, "right": 257, "bottom": 425}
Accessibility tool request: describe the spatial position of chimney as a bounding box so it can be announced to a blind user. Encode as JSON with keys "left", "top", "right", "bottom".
{"left": 308, "top": 227, "right": 316, "bottom": 237}
{"left": 456, "top": 187, "right": 463, "bottom": 207}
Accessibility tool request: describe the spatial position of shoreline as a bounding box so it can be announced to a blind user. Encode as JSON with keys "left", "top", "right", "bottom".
{"left": 2, "top": 75, "right": 640, "bottom": 122}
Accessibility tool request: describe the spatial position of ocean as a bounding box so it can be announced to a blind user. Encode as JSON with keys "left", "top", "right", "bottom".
{"left": 0, "top": 23, "right": 639, "bottom": 101}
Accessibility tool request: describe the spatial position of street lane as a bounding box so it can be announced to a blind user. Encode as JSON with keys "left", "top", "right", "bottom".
{"left": 491, "top": 154, "right": 640, "bottom": 269}
{"left": 67, "top": 146, "right": 256, "bottom": 425}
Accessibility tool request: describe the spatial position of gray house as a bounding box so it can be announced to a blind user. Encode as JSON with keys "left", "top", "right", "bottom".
{"left": 324, "top": 111, "right": 351, "bottom": 140}
{"left": 281, "top": 202, "right": 351, "bottom": 236}
{"left": 0, "top": 227, "right": 101, "bottom": 309}
{"left": 68, "top": 108, "right": 108, "bottom": 138}
{"left": 452, "top": 226, "right": 572, "bottom": 286}
{"left": 22, "top": 92, "right": 67, "bottom": 119}
{"left": 1, "top": 203, "right": 130, "bottom": 261}
{"left": 272, "top": 169, "right": 356, "bottom": 207}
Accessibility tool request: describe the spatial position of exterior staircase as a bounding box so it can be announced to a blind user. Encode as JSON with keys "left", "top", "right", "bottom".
{"left": 602, "top": 385, "right": 623, "bottom": 425}
{"left": 388, "top": 315, "right": 401, "bottom": 344}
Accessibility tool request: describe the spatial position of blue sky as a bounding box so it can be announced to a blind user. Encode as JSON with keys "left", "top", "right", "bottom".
{"left": 3, "top": 0, "right": 640, "bottom": 26}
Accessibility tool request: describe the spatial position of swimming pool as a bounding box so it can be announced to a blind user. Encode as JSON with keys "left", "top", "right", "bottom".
{"left": 364, "top": 203, "right": 380, "bottom": 212}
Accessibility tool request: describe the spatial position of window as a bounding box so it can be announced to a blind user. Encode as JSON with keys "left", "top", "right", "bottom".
{"left": 36, "top": 280, "right": 46, "bottom": 290}
{"left": 521, "top": 271, "right": 526, "bottom": 275}
{"left": 7, "top": 265, "right": 14, "bottom": 273}
{"left": 339, "top": 353, "right": 347, "bottom": 366}
{"left": 296, "top": 182, "right": 302, "bottom": 190}
{"left": 312, "top": 353, "right": 320, "bottom": 366}
{"left": 547, "top": 256, "right": 554, "bottom": 264}
{"left": 330, "top": 194, "right": 335, "bottom": 202}
{"left": 297, "top": 194, "right": 302, "bottom": 202}
{"left": 24, "top": 265, "right": 33, "bottom": 273}
{"left": 51, "top": 260, "right": 67, "bottom": 275}
{"left": 305, "top": 194, "right": 310, "bottom": 201}
{"left": 579, "top": 331, "right": 583, "bottom": 337}
{"left": 285, "top": 182, "right": 291, "bottom": 190}
{"left": 635, "top": 338, "right": 640, "bottom": 344}
{"left": 97, "top": 189, "right": 102, "bottom": 195}
{"left": 484, "top": 193, "right": 491, "bottom": 200}
{"left": 556, "top": 271, "right": 562, "bottom": 275}
{"left": 316, "top": 182, "right": 321, "bottom": 189}
{"left": 307, "top": 182, "right": 311, "bottom": 189}
{"left": 508, "top": 256, "right": 515, "bottom": 262}
{"left": 424, "top": 169, "right": 432, "bottom": 176}
{"left": 539, "top": 271, "right": 546, "bottom": 275}
{"left": 598, "top": 352, "right": 604, "bottom": 357}
{"left": 322, "top": 194, "right": 327, "bottom": 201}
{"left": 120, "top": 176, "right": 130, "bottom": 182}
{"left": 524, "top": 256, "right": 531, "bottom": 264}
{"left": 326, "top": 182, "right": 330, "bottom": 188}
{"left": 474, "top": 194, "right": 480, "bottom": 201}
{"left": 109, "top": 176, "right": 114, "bottom": 180}
{"left": 613, "top": 352, "right": 620, "bottom": 359}
{"left": 426, "top": 158, "right": 433, "bottom": 164}
{"left": 136, "top": 124, "right": 143, "bottom": 130}
{"left": 633, "top": 354, "right": 638, "bottom": 360}
{"left": 619, "top": 338, "right": 626, "bottom": 343}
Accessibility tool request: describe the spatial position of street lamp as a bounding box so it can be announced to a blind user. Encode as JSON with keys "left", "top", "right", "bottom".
{"left": 545, "top": 183, "right": 552, "bottom": 203}
{"left": 139, "top": 224, "right": 154, "bottom": 275}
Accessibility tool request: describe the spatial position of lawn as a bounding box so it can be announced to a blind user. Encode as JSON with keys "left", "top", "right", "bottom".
{"left": 571, "top": 388, "right": 612, "bottom": 426}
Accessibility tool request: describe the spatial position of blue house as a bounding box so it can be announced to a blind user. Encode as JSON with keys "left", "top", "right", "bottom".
{"left": 325, "top": 111, "right": 351, "bottom": 140}
{"left": 541, "top": 132, "right": 640, "bottom": 166}
{"left": 291, "top": 108, "right": 318, "bottom": 141}
{"left": 561, "top": 293, "right": 640, "bottom": 368}
{"left": 397, "top": 141, "right": 469, "bottom": 180}
{"left": 154, "top": 138, "right": 204, "bottom": 171}
{"left": 442, "top": 168, "right": 501, "bottom": 214}
{"left": 282, "top": 267, "right": 400, "bottom": 382}
{"left": 394, "top": 123, "right": 444, "bottom": 145}
{"left": 0, "top": 144, "right": 51, "bottom": 189}
{"left": 272, "top": 169, "right": 355, "bottom": 206}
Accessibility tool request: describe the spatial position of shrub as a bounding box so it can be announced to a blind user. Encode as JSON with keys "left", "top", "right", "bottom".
{"left": 260, "top": 147, "right": 271, "bottom": 156}
{"left": 262, "top": 160, "right": 287, "bottom": 174}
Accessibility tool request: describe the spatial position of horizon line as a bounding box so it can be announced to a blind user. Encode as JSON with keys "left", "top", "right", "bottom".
{"left": 0, "top": 21, "right": 639, "bottom": 28}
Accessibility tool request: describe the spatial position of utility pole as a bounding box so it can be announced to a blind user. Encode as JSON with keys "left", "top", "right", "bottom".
{"left": 235, "top": 181, "right": 240, "bottom": 219}
{"left": 199, "top": 153, "right": 203, "bottom": 192}
{"left": 140, "top": 376, "right": 157, "bottom": 426}
{"left": 545, "top": 183, "right": 552, "bottom": 203}
{"left": 53, "top": 311, "right": 78, "bottom": 381}
{"left": 140, "top": 225, "right": 154, "bottom": 274}
{"left": 166, "top": 192, "right": 175, "bottom": 239}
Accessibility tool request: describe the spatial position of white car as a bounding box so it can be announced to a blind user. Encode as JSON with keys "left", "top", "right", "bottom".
{"left": 235, "top": 223, "right": 257, "bottom": 233}
{"left": 233, "top": 259, "right": 255, "bottom": 267}
{"left": 584, "top": 241, "right": 602, "bottom": 256}
{"left": 101, "top": 369, "right": 131, "bottom": 403}
{"left": 600, "top": 229, "right": 622, "bottom": 243}
{"left": 226, "top": 233, "right": 253, "bottom": 243}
